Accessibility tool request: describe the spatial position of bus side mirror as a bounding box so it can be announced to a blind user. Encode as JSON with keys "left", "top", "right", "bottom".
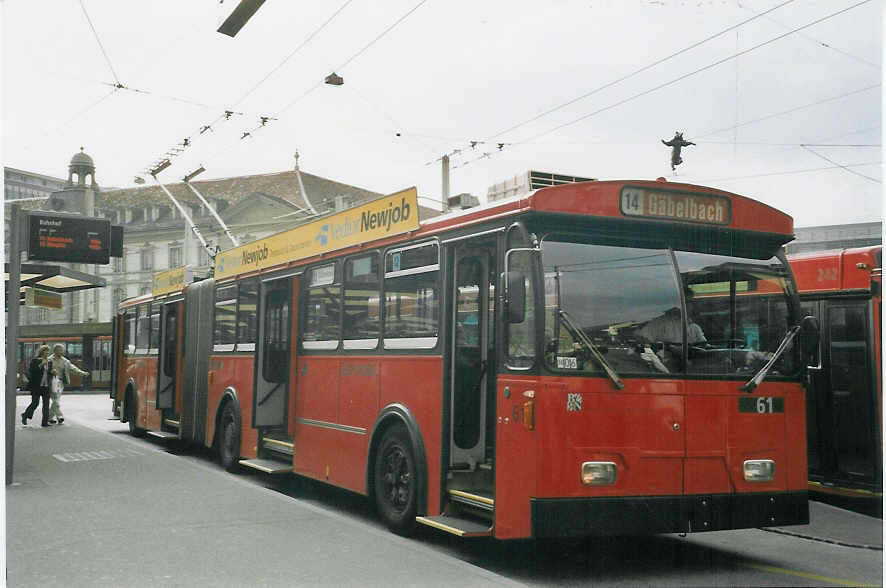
{"left": 800, "top": 314, "right": 821, "bottom": 367}
{"left": 506, "top": 271, "right": 526, "bottom": 324}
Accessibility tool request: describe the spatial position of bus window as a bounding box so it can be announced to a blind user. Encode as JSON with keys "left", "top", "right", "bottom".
{"left": 94, "top": 339, "right": 111, "bottom": 379}
{"left": 23, "top": 343, "right": 37, "bottom": 365}
{"left": 236, "top": 278, "right": 259, "bottom": 351}
{"left": 124, "top": 312, "right": 136, "bottom": 355}
{"left": 214, "top": 285, "right": 237, "bottom": 352}
{"left": 541, "top": 240, "right": 679, "bottom": 375}
{"left": 507, "top": 250, "right": 536, "bottom": 369}
{"left": 303, "top": 263, "right": 341, "bottom": 350}
{"left": 263, "top": 287, "right": 290, "bottom": 382}
{"left": 66, "top": 343, "right": 83, "bottom": 369}
{"left": 344, "top": 253, "right": 380, "bottom": 349}
{"left": 135, "top": 304, "right": 150, "bottom": 353}
{"left": 384, "top": 242, "right": 439, "bottom": 350}
{"left": 148, "top": 305, "right": 161, "bottom": 354}
{"left": 675, "top": 251, "right": 798, "bottom": 378}
{"left": 163, "top": 310, "right": 177, "bottom": 377}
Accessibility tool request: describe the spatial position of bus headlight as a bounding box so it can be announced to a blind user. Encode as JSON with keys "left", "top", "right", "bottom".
{"left": 743, "top": 459, "right": 775, "bottom": 482}
{"left": 581, "top": 461, "right": 617, "bottom": 486}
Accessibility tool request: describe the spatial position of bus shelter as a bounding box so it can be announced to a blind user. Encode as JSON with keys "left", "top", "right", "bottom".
{"left": 5, "top": 262, "right": 107, "bottom": 306}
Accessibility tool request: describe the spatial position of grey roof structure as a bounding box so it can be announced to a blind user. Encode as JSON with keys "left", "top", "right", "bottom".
{"left": 98, "top": 169, "right": 379, "bottom": 214}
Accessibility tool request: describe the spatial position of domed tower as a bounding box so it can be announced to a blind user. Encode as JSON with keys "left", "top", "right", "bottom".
{"left": 67, "top": 147, "right": 97, "bottom": 187}
{"left": 46, "top": 147, "right": 97, "bottom": 216}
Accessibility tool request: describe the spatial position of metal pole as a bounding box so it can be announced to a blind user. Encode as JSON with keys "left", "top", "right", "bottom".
{"left": 6, "top": 205, "right": 21, "bottom": 484}
{"left": 294, "top": 166, "right": 319, "bottom": 216}
{"left": 442, "top": 154, "right": 450, "bottom": 207}
{"left": 184, "top": 181, "right": 240, "bottom": 247}
{"left": 150, "top": 175, "right": 215, "bottom": 260}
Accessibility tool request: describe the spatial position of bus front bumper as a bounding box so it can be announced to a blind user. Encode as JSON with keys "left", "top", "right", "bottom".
{"left": 531, "top": 491, "right": 808, "bottom": 538}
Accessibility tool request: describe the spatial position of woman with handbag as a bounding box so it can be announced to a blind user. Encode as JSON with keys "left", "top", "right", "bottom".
{"left": 21, "top": 345, "right": 52, "bottom": 427}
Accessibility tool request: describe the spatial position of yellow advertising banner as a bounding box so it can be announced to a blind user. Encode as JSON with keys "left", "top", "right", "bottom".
{"left": 214, "top": 187, "right": 419, "bottom": 280}
{"left": 152, "top": 266, "right": 191, "bottom": 296}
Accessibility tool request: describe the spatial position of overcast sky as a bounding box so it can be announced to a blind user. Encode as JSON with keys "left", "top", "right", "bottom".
{"left": 2, "top": 0, "right": 882, "bottom": 228}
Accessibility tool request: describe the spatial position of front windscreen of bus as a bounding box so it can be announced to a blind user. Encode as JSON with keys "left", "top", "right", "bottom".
{"left": 541, "top": 238, "right": 799, "bottom": 378}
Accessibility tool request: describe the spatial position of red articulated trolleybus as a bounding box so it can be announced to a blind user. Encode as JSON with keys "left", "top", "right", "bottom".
{"left": 112, "top": 180, "right": 819, "bottom": 539}
{"left": 789, "top": 246, "right": 882, "bottom": 512}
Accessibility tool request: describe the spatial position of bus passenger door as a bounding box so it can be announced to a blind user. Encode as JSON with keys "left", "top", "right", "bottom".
{"left": 818, "top": 300, "right": 879, "bottom": 489}
{"left": 450, "top": 248, "right": 493, "bottom": 470}
{"left": 802, "top": 300, "right": 828, "bottom": 478}
{"left": 253, "top": 276, "right": 293, "bottom": 431}
{"left": 156, "top": 302, "right": 178, "bottom": 415}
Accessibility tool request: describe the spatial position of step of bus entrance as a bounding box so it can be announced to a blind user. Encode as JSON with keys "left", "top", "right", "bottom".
{"left": 146, "top": 430, "right": 179, "bottom": 440}
{"left": 261, "top": 435, "right": 294, "bottom": 457}
{"left": 447, "top": 488, "right": 494, "bottom": 523}
{"left": 415, "top": 514, "right": 492, "bottom": 537}
{"left": 238, "top": 458, "right": 291, "bottom": 474}
{"left": 448, "top": 489, "right": 494, "bottom": 512}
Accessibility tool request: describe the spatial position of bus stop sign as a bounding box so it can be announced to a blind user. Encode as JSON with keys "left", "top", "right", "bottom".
{"left": 27, "top": 212, "right": 111, "bottom": 264}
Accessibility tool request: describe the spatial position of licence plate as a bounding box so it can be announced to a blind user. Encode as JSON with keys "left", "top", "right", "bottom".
{"left": 738, "top": 397, "right": 784, "bottom": 414}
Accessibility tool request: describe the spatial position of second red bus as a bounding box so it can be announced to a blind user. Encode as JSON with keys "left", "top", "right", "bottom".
{"left": 789, "top": 245, "right": 882, "bottom": 515}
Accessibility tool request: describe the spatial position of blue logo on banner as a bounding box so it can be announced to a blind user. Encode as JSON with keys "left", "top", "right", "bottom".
{"left": 315, "top": 224, "right": 329, "bottom": 246}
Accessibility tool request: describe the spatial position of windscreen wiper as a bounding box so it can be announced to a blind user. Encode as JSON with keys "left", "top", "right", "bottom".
{"left": 559, "top": 310, "right": 624, "bottom": 390}
{"left": 740, "top": 325, "right": 800, "bottom": 393}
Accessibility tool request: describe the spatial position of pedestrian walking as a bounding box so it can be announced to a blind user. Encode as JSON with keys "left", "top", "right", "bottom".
{"left": 21, "top": 345, "right": 52, "bottom": 427}
{"left": 47, "top": 344, "right": 88, "bottom": 425}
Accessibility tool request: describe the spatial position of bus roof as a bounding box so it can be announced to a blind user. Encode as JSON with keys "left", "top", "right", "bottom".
{"left": 118, "top": 178, "right": 798, "bottom": 303}
{"left": 420, "top": 179, "right": 794, "bottom": 237}
{"left": 789, "top": 245, "right": 882, "bottom": 293}
{"left": 118, "top": 291, "right": 162, "bottom": 310}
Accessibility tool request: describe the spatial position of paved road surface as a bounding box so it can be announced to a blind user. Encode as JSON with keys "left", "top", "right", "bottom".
{"left": 9, "top": 394, "right": 882, "bottom": 587}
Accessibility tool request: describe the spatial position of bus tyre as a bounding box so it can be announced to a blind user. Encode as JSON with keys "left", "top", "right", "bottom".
{"left": 373, "top": 424, "right": 418, "bottom": 535}
{"left": 126, "top": 390, "right": 146, "bottom": 438}
{"left": 218, "top": 403, "right": 242, "bottom": 473}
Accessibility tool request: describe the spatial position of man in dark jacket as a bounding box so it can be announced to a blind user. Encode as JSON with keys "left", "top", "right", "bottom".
{"left": 22, "top": 344, "right": 52, "bottom": 427}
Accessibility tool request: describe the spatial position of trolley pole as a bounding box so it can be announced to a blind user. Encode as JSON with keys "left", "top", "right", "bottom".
{"left": 441, "top": 154, "right": 450, "bottom": 208}
{"left": 151, "top": 175, "right": 216, "bottom": 263}
{"left": 183, "top": 179, "right": 240, "bottom": 247}
{"left": 6, "top": 204, "right": 21, "bottom": 485}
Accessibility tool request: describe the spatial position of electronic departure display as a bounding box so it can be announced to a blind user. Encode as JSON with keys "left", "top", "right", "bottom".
{"left": 27, "top": 212, "right": 111, "bottom": 264}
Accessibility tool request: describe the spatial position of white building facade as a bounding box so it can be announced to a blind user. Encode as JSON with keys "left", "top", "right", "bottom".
{"left": 10, "top": 152, "right": 443, "bottom": 326}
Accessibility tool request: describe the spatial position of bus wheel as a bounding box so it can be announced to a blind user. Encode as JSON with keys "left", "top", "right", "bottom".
{"left": 373, "top": 424, "right": 417, "bottom": 535}
{"left": 126, "top": 390, "right": 145, "bottom": 438}
{"left": 218, "top": 403, "right": 241, "bottom": 473}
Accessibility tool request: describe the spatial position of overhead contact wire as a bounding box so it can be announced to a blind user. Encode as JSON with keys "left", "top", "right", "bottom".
{"left": 193, "top": 0, "right": 432, "bottom": 172}
{"left": 453, "top": 0, "right": 874, "bottom": 171}
{"left": 231, "top": 0, "right": 356, "bottom": 108}
{"left": 276, "top": 0, "right": 429, "bottom": 117}
{"left": 518, "top": 0, "right": 874, "bottom": 145}
{"left": 489, "top": 0, "right": 796, "bottom": 140}
{"left": 695, "top": 83, "right": 881, "bottom": 139}
{"left": 79, "top": 0, "right": 121, "bottom": 85}
{"left": 801, "top": 145, "right": 881, "bottom": 183}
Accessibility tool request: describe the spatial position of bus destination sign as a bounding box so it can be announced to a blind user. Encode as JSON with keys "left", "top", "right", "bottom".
{"left": 27, "top": 212, "right": 111, "bottom": 264}
{"left": 620, "top": 186, "right": 731, "bottom": 226}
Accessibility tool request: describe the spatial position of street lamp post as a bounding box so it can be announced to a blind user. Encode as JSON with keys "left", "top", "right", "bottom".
{"left": 6, "top": 204, "right": 21, "bottom": 484}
